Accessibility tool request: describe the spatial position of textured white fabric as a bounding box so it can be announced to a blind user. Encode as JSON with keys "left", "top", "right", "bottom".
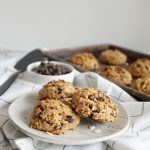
{"left": 0, "top": 51, "right": 150, "bottom": 150}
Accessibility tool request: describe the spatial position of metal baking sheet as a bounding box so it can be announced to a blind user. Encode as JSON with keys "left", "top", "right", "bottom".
{"left": 44, "top": 44, "right": 150, "bottom": 101}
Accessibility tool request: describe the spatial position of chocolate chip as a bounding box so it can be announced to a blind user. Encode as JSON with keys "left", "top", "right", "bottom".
{"left": 57, "top": 88, "right": 62, "bottom": 94}
{"left": 97, "top": 94, "right": 104, "bottom": 101}
{"left": 89, "top": 104, "right": 93, "bottom": 109}
{"left": 40, "top": 107, "right": 44, "bottom": 111}
{"left": 64, "top": 115, "right": 74, "bottom": 123}
{"left": 40, "top": 62, "right": 45, "bottom": 66}
{"left": 88, "top": 95, "right": 94, "bottom": 100}
{"left": 110, "top": 112, "right": 113, "bottom": 116}
{"left": 61, "top": 123, "right": 64, "bottom": 127}
{"left": 32, "top": 61, "right": 70, "bottom": 75}
{"left": 98, "top": 96, "right": 103, "bottom": 101}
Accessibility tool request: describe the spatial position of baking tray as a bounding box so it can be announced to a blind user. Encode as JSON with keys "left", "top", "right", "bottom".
{"left": 44, "top": 44, "right": 150, "bottom": 101}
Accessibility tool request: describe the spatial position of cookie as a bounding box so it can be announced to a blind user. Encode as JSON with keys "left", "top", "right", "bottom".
{"left": 30, "top": 99, "right": 80, "bottom": 135}
{"left": 71, "top": 88, "right": 118, "bottom": 122}
{"left": 134, "top": 77, "right": 150, "bottom": 95}
{"left": 129, "top": 58, "right": 150, "bottom": 78}
{"left": 99, "top": 49, "right": 127, "bottom": 65}
{"left": 101, "top": 66, "right": 132, "bottom": 85}
{"left": 70, "top": 52, "right": 99, "bottom": 71}
{"left": 39, "top": 80, "right": 75, "bottom": 101}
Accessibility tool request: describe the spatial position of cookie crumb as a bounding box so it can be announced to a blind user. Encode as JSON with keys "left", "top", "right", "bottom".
{"left": 88, "top": 126, "right": 101, "bottom": 133}
{"left": 46, "top": 132, "right": 52, "bottom": 135}
{"left": 88, "top": 125, "right": 95, "bottom": 131}
{"left": 93, "top": 129, "right": 101, "bottom": 133}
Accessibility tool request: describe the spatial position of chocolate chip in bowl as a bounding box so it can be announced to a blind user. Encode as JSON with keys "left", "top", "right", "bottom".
{"left": 32, "top": 61, "right": 70, "bottom": 75}
{"left": 25, "top": 61, "right": 75, "bottom": 85}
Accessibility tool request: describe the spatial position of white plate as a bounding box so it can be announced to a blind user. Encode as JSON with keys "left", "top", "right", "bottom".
{"left": 8, "top": 91, "right": 130, "bottom": 145}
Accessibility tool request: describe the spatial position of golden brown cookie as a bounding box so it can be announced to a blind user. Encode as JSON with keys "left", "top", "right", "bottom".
{"left": 30, "top": 99, "right": 80, "bottom": 135}
{"left": 70, "top": 52, "right": 99, "bottom": 71}
{"left": 134, "top": 77, "right": 150, "bottom": 95}
{"left": 129, "top": 58, "right": 150, "bottom": 78}
{"left": 99, "top": 49, "right": 127, "bottom": 65}
{"left": 71, "top": 88, "right": 118, "bottom": 122}
{"left": 39, "top": 80, "right": 75, "bottom": 101}
{"left": 101, "top": 66, "right": 132, "bottom": 85}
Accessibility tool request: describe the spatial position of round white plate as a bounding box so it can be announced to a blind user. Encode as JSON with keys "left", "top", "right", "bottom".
{"left": 8, "top": 91, "right": 130, "bottom": 145}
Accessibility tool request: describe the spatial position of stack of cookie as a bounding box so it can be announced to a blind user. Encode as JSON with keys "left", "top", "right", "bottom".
{"left": 30, "top": 80, "right": 118, "bottom": 135}
{"left": 70, "top": 49, "right": 150, "bottom": 96}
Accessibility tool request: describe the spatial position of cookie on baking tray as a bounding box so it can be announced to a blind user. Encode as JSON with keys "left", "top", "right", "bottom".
{"left": 70, "top": 52, "right": 99, "bottom": 71}
{"left": 134, "top": 76, "right": 150, "bottom": 95}
{"left": 71, "top": 88, "right": 118, "bottom": 122}
{"left": 30, "top": 99, "right": 80, "bottom": 135}
{"left": 129, "top": 58, "right": 150, "bottom": 78}
{"left": 99, "top": 49, "right": 127, "bottom": 65}
{"left": 101, "top": 66, "right": 132, "bottom": 85}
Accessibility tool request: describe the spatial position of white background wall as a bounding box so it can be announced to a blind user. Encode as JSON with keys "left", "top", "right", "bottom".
{"left": 0, "top": 0, "right": 149, "bottom": 53}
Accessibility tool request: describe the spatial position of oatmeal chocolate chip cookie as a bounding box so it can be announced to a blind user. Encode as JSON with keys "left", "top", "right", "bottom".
{"left": 129, "top": 58, "right": 150, "bottom": 78}
{"left": 101, "top": 66, "right": 132, "bottom": 85}
{"left": 99, "top": 49, "right": 127, "bottom": 65}
{"left": 70, "top": 52, "right": 99, "bottom": 71}
{"left": 134, "top": 77, "right": 150, "bottom": 95}
{"left": 71, "top": 88, "right": 118, "bottom": 122}
{"left": 30, "top": 99, "right": 80, "bottom": 135}
{"left": 39, "top": 80, "right": 75, "bottom": 100}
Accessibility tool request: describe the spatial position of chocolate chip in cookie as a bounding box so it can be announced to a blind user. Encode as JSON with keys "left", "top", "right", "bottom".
{"left": 71, "top": 88, "right": 118, "bottom": 122}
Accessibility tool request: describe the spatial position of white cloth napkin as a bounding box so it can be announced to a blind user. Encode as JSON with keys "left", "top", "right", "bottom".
{"left": 0, "top": 53, "right": 150, "bottom": 150}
